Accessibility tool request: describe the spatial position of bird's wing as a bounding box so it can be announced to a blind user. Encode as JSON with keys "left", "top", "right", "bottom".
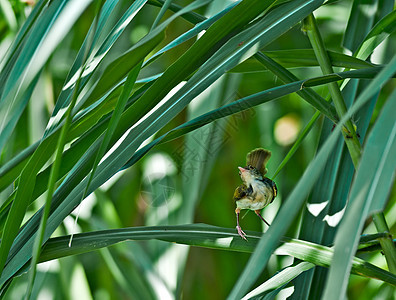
{"left": 233, "top": 184, "right": 253, "bottom": 201}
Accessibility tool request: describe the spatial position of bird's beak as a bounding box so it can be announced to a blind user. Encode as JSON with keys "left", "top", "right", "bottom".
{"left": 238, "top": 166, "right": 246, "bottom": 172}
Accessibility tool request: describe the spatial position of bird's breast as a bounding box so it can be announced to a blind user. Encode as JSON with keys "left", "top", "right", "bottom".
{"left": 236, "top": 180, "right": 274, "bottom": 210}
{"left": 236, "top": 198, "right": 268, "bottom": 210}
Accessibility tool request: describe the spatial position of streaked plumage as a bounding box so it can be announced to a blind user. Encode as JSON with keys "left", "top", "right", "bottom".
{"left": 233, "top": 148, "right": 277, "bottom": 240}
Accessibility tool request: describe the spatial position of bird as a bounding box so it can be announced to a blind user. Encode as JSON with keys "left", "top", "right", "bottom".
{"left": 233, "top": 148, "right": 277, "bottom": 240}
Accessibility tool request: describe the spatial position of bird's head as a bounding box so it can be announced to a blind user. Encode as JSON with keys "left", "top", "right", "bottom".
{"left": 238, "top": 165, "right": 263, "bottom": 183}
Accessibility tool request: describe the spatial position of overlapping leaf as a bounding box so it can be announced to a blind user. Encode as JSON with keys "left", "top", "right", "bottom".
{"left": 323, "top": 56, "right": 396, "bottom": 300}
{"left": 30, "top": 224, "right": 396, "bottom": 286}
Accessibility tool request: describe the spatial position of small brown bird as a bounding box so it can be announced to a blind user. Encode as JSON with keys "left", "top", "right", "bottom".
{"left": 233, "top": 148, "right": 277, "bottom": 240}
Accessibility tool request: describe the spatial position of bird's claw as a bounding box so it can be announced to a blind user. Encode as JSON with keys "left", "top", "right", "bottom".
{"left": 236, "top": 226, "right": 248, "bottom": 241}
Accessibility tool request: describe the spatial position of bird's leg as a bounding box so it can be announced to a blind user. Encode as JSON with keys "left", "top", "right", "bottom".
{"left": 255, "top": 210, "right": 271, "bottom": 227}
{"left": 235, "top": 208, "right": 247, "bottom": 240}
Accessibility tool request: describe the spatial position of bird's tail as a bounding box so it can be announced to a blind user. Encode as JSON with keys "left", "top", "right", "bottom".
{"left": 246, "top": 148, "right": 271, "bottom": 175}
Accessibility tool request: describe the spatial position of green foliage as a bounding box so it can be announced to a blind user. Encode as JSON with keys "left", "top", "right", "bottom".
{"left": 0, "top": 0, "right": 395, "bottom": 299}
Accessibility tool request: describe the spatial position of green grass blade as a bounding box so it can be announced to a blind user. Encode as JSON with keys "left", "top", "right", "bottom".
{"left": 305, "top": 14, "right": 361, "bottom": 167}
{"left": 40, "top": 1, "right": 142, "bottom": 133}
{"left": 358, "top": 241, "right": 396, "bottom": 254}
{"left": 25, "top": 60, "right": 80, "bottom": 300}
{"left": 34, "top": 224, "right": 396, "bottom": 285}
{"left": 323, "top": 60, "right": 396, "bottom": 299}
{"left": 371, "top": 213, "right": 396, "bottom": 273}
{"left": 0, "top": 136, "right": 64, "bottom": 278}
{"left": 75, "top": 62, "right": 143, "bottom": 238}
{"left": 0, "top": 76, "right": 38, "bottom": 156}
{"left": 150, "top": 0, "right": 172, "bottom": 29}
{"left": 227, "top": 54, "right": 395, "bottom": 298}
{"left": 145, "top": 1, "right": 239, "bottom": 66}
{"left": 232, "top": 49, "right": 376, "bottom": 73}
{"left": 241, "top": 262, "right": 315, "bottom": 299}
{"left": 227, "top": 117, "right": 342, "bottom": 299}
{"left": 339, "top": 9, "right": 396, "bottom": 92}
{"left": 0, "top": 0, "right": 47, "bottom": 74}
{"left": 0, "top": 0, "right": 93, "bottom": 151}
{"left": 0, "top": 141, "right": 37, "bottom": 192}
{"left": 254, "top": 52, "right": 337, "bottom": 121}
{"left": 121, "top": 67, "right": 384, "bottom": 171}
{"left": 355, "top": 10, "right": 396, "bottom": 60}
{"left": 148, "top": 0, "right": 217, "bottom": 24}
{"left": 309, "top": 82, "right": 378, "bottom": 300}
{"left": 0, "top": 10, "right": 163, "bottom": 289}
{"left": 0, "top": 0, "right": 17, "bottom": 31}
{"left": 43, "top": 0, "right": 148, "bottom": 136}
{"left": 85, "top": 0, "right": 212, "bottom": 108}
{"left": 343, "top": 0, "right": 376, "bottom": 52}
{"left": 293, "top": 6, "right": 395, "bottom": 297}
{"left": 291, "top": 81, "right": 363, "bottom": 300}
{"left": 24, "top": 2, "right": 105, "bottom": 294}
{"left": 0, "top": 0, "right": 53, "bottom": 90}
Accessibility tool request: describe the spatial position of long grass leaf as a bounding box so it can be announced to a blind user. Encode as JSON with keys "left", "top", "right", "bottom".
{"left": 232, "top": 50, "right": 376, "bottom": 73}
{"left": 241, "top": 262, "right": 315, "bottom": 300}
{"left": 43, "top": 0, "right": 148, "bottom": 136}
{"left": 228, "top": 116, "right": 342, "bottom": 299}
{"left": 0, "top": 14, "right": 163, "bottom": 289}
{"left": 24, "top": 2, "right": 106, "bottom": 295}
{"left": 71, "top": 62, "right": 143, "bottom": 247}
{"left": 355, "top": 10, "right": 396, "bottom": 60}
{"left": 0, "top": 0, "right": 47, "bottom": 76}
{"left": 323, "top": 57, "right": 396, "bottom": 299}
{"left": 85, "top": 0, "right": 212, "bottom": 109}
{"left": 0, "top": 136, "right": 65, "bottom": 277}
{"left": 293, "top": 6, "right": 395, "bottom": 297}
{"left": 227, "top": 54, "right": 396, "bottom": 298}
{"left": 0, "top": 0, "right": 93, "bottom": 151}
{"left": 343, "top": 0, "right": 376, "bottom": 52}
{"left": 305, "top": 14, "right": 361, "bottom": 166}
{"left": 121, "top": 67, "right": 384, "bottom": 170}
{"left": 254, "top": 52, "right": 337, "bottom": 121}
{"left": 31, "top": 224, "right": 396, "bottom": 286}
{"left": 145, "top": 1, "right": 239, "bottom": 66}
